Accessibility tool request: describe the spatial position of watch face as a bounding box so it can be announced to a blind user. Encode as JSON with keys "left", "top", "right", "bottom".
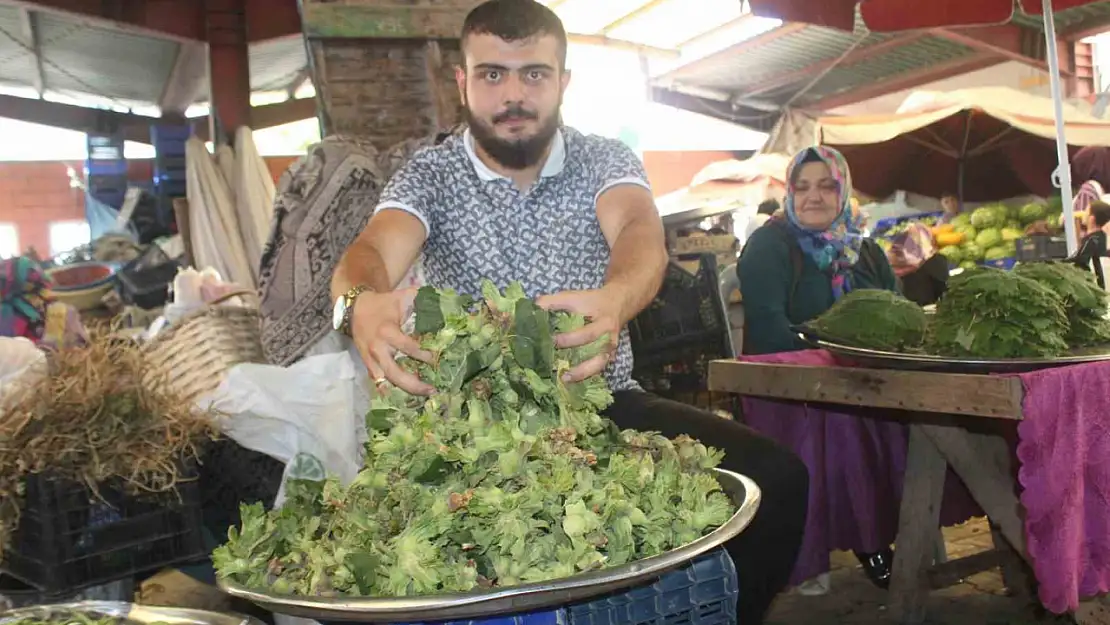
{"left": 332, "top": 296, "right": 347, "bottom": 331}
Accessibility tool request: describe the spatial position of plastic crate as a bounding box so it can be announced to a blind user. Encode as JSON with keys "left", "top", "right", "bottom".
{"left": 197, "top": 439, "right": 285, "bottom": 544}
{"left": 87, "top": 135, "right": 124, "bottom": 162}
{"left": 150, "top": 124, "right": 192, "bottom": 144}
{"left": 629, "top": 254, "right": 731, "bottom": 393}
{"left": 321, "top": 549, "right": 736, "bottom": 625}
{"left": 1, "top": 464, "right": 205, "bottom": 594}
{"left": 1015, "top": 235, "right": 1068, "bottom": 262}
{"left": 116, "top": 245, "right": 179, "bottom": 309}
{"left": 980, "top": 257, "right": 1018, "bottom": 270}
{"left": 0, "top": 575, "right": 133, "bottom": 611}
{"left": 85, "top": 159, "right": 128, "bottom": 177}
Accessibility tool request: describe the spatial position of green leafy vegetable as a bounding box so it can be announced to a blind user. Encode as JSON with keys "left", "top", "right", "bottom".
{"left": 212, "top": 280, "right": 736, "bottom": 597}
{"left": 925, "top": 267, "right": 1071, "bottom": 358}
{"left": 1013, "top": 262, "right": 1110, "bottom": 347}
{"left": 804, "top": 289, "right": 927, "bottom": 351}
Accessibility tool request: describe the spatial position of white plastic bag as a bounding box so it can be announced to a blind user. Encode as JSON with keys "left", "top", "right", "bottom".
{"left": 200, "top": 347, "right": 371, "bottom": 506}
{"left": 0, "top": 337, "right": 47, "bottom": 411}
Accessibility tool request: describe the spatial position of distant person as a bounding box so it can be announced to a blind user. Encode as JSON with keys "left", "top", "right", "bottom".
{"left": 1073, "top": 200, "right": 1110, "bottom": 288}
{"left": 938, "top": 194, "right": 960, "bottom": 224}
{"left": 745, "top": 199, "right": 780, "bottom": 241}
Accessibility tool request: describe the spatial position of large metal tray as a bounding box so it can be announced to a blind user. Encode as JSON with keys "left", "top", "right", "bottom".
{"left": 218, "top": 469, "right": 760, "bottom": 622}
{"left": 0, "top": 601, "right": 264, "bottom": 625}
{"left": 796, "top": 327, "right": 1110, "bottom": 374}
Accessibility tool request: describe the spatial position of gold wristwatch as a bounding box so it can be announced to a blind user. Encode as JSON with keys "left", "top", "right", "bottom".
{"left": 332, "top": 284, "right": 373, "bottom": 337}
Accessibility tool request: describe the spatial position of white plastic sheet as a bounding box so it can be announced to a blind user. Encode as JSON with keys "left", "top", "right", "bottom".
{"left": 0, "top": 337, "right": 46, "bottom": 411}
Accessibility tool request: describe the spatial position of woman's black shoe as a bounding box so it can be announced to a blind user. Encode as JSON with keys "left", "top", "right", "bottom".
{"left": 854, "top": 548, "right": 893, "bottom": 589}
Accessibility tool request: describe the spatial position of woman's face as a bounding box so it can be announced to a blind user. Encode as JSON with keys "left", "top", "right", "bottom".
{"left": 791, "top": 161, "right": 841, "bottom": 231}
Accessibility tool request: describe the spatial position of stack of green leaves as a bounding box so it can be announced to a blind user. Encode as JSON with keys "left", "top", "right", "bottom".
{"left": 212, "top": 281, "right": 736, "bottom": 597}
{"left": 1013, "top": 262, "right": 1110, "bottom": 347}
{"left": 925, "top": 268, "right": 1070, "bottom": 358}
{"left": 804, "top": 289, "right": 928, "bottom": 351}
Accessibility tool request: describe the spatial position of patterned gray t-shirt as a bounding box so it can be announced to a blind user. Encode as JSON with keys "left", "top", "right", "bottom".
{"left": 374, "top": 126, "right": 652, "bottom": 391}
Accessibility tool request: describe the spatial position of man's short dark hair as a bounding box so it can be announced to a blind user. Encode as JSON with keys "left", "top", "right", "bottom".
{"left": 1091, "top": 200, "right": 1110, "bottom": 228}
{"left": 461, "top": 0, "right": 568, "bottom": 69}
{"left": 757, "top": 199, "right": 780, "bottom": 216}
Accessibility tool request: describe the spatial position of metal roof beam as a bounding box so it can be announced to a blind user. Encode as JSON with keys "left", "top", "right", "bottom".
{"left": 657, "top": 22, "right": 808, "bottom": 81}
{"left": 0, "top": 93, "right": 315, "bottom": 143}
{"left": 599, "top": 0, "right": 668, "bottom": 35}
{"left": 807, "top": 54, "right": 1006, "bottom": 110}
{"left": 930, "top": 24, "right": 1072, "bottom": 75}
{"left": 17, "top": 7, "right": 45, "bottom": 97}
{"left": 649, "top": 86, "right": 780, "bottom": 133}
{"left": 739, "top": 32, "right": 928, "bottom": 100}
{"left": 0, "top": 0, "right": 300, "bottom": 43}
{"left": 158, "top": 41, "right": 208, "bottom": 115}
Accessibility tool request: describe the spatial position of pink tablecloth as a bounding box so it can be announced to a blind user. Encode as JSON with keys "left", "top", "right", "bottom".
{"left": 741, "top": 349, "right": 1110, "bottom": 613}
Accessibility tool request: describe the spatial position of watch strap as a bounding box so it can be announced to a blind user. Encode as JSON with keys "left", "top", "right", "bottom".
{"left": 338, "top": 284, "right": 373, "bottom": 337}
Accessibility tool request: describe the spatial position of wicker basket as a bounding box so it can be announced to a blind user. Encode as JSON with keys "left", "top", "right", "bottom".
{"left": 142, "top": 290, "right": 265, "bottom": 406}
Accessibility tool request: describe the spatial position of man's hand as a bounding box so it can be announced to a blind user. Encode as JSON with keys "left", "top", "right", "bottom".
{"left": 349, "top": 287, "right": 435, "bottom": 395}
{"left": 537, "top": 286, "right": 628, "bottom": 383}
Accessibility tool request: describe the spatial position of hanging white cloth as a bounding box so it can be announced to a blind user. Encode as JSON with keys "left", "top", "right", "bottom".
{"left": 231, "top": 126, "right": 276, "bottom": 271}
{"left": 185, "top": 136, "right": 256, "bottom": 287}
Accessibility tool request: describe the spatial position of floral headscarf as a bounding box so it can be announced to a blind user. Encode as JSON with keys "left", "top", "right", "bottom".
{"left": 782, "top": 146, "right": 864, "bottom": 299}
{"left": 0, "top": 257, "right": 54, "bottom": 342}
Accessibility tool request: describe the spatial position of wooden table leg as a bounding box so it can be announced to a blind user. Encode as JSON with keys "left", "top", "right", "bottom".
{"left": 889, "top": 425, "right": 948, "bottom": 624}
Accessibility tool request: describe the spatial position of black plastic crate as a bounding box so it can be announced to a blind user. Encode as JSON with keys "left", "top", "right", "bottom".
{"left": 629, "top": 254, "right": 732, "bottom": 396}
{"left": 2, "top": 464, "right": 204, "bottom": 594}
{"left": 197, "top": 439, "right": 285, "bottom": 543}
{"left": 116, "top": 245, "right": 179, "bottom": 309}
{"left": 1016, "top": 235, "right": 1068, "bottom": 262}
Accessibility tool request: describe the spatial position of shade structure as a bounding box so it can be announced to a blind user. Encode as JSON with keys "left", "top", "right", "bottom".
{"left": 748, "top": 0, "right": 1098, "bottom": 32}
{"left": 747, "top": 0, "right": 1105, "bottom": 252}
{"left": 818, "top": 87, "right": 1110, "bottom": 201}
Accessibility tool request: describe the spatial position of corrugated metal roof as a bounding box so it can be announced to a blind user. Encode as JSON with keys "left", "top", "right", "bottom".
{"left": 0, "top": 5, "right": 37, "bottom": 90}
{"left": 37, "top": 13, "right": 179, "bottom": 103}
{"left": 1012, "top": 1, "right": 1110, "bottom": 31}
{"left": 250, "top": 36, "right": 308, "bottom": 91}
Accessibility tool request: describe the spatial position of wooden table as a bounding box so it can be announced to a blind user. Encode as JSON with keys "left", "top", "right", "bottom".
{"left": 707, "top": 360, "right": 1110, "bottom": 625}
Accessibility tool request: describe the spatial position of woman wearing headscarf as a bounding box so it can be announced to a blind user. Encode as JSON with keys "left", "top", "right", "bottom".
{"left": 736, "top": 147, "right": 977, "bottom": 594}
{"left": 738, "top": 146, "right": 896, "bottom": 354}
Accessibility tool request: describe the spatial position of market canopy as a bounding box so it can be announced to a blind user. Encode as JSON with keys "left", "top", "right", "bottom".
{"left": 817, "top": 87, "right": 1110, "bottom": 201}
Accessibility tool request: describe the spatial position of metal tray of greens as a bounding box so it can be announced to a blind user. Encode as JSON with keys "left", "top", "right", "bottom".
{"left": 796, "top": 327, "right": 1110, "bottom": 374}
{"left": 217, "top": 469, "right": 760, "bottom": 622}
{"left": 0, "top": 602, "right": 264, "bottom": 625}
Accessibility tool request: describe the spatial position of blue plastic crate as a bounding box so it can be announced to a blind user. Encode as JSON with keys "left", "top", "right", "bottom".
{"left": 85, "top": 159, "right": 128, "bottom": 177}
{"left": 980, "top": 257, "right": 1017, "bottom": 270}
{"left": 321, "top": 549, "right": 736, "bottom": 625}
{"left": 150, "top": 124, "right": 192, "bottom": 144}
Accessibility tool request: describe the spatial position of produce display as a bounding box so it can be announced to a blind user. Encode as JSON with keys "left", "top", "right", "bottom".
{"left": 803, "top": 289, "right": 927, "bottom": 351}
{"left": 935, "top": 202, "right": 1054, "bottom": 268}
{"left": 926, "top": 268, "right": 1070, "bottom": 358}
{"left": 805, "top": 263, "right": 1110, "bottom": 359}
{"left": 212, "top": 282, "right": 737, "bottom": 597}
{"left": 2, "top": 615, "right": 165, "bottom": 625}
{"left": 873, "top": 199, "right": 1063, "bottom": 271}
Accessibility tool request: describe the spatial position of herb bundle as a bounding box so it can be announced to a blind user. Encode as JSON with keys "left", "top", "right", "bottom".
{"left": 804, "top": 289, "right": 928, "bottom": 351}
{"left": 925, "top": 268, "right": 1071, "bottom": 358}
{"left": 212, "top": 281, "right": 736, "bottom": 597}
{"left": 1013, "top": 262, "right": 1110, "bottom": 347}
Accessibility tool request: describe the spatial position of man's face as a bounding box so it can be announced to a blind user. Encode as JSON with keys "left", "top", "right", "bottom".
{"left": 456, "top": 33, "right": 570, "bottom": 170}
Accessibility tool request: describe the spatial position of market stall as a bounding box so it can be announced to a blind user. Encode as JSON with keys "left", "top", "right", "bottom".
{"left": 709, "top": 264, "right": 1110, "bottom": 624}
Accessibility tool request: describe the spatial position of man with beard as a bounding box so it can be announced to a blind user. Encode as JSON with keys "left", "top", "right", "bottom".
{"left": 330, "top": 1, "right": 807, "bottom": 622}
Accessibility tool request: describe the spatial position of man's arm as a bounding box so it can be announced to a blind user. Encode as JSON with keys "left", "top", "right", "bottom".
{"left": 330, "top": 210, "right": 426, "bottom": 301}
{"left": 596, "top": 184, "right": 668, "bottom": 324}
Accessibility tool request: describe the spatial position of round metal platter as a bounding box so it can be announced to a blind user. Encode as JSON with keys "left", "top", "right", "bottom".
{"left": 217, "top": 469, "right": 761, "bottom": 622}
{"left": 0, "top": 601, "right": 264, "bottom": 625}
{"left": 796, "top": 329, "right": 1110, "bottom": 374}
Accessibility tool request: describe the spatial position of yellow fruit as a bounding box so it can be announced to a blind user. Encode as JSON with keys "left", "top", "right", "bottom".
{"left": 935, "top": 231, "right": 965, "bottom": 247}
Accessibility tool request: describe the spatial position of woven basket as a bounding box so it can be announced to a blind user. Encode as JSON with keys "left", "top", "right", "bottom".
{"left": 143, "top": 290, "right": 266, "bottom": 406}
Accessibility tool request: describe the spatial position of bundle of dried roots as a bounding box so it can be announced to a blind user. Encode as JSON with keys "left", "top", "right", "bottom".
{"left": 0, "top": 331, "right": 217, "bottom": 555}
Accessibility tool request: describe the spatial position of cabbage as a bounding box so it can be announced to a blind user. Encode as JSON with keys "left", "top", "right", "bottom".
{"left": 1001, "top": 227, "right": 1023, "bottom": 243}
{"left": 958, "top": 260, "right": 978, "bottom": 270}
{"left": 962, "top": 242, "right": 983, "bottom": 261}
{"left": 950, "top": 213, "right": 972, "bottom": 229}
{"left": 984, "top": 246, "right": 1011, "bottom": 261}
{"left": 953, "top": 224, "right": 977, "bottom": 241}
{"left": 970, "top": 206, "right": 1002, "bottom": 229}
{"left": 1019, "top": 203, "right": 1047, "bottom": 224}
{"left": 938, "top": 245, "right": 963, "bottom": 264}
{"left": 975, "top": 228, "right": 1003, "bottom": 249}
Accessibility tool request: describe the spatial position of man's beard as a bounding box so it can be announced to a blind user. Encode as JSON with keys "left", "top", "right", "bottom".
{"left": 465, "top": 102, "right": 561, "bottom": 171}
